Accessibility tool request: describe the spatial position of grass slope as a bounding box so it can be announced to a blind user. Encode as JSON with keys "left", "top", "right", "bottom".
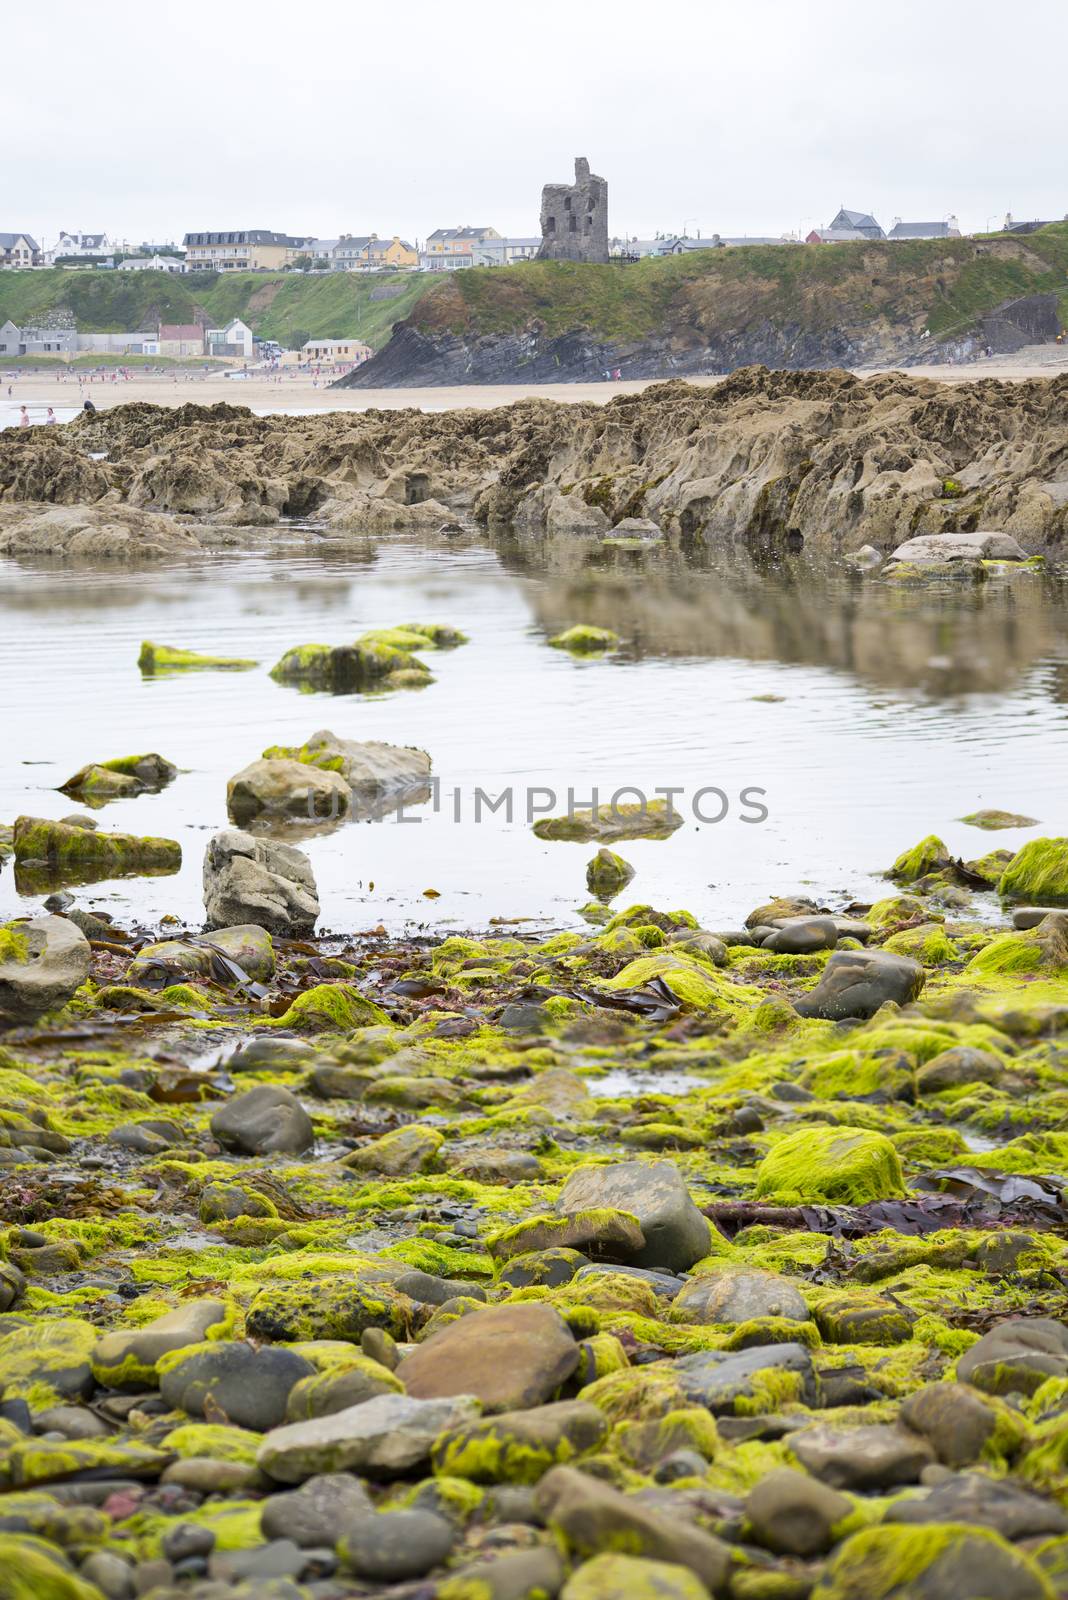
{"left": 407, "top": 226, "right": 1068, "bottom": 347}
{"left": 0, "top": 270, "right": 431, "bottom": 351}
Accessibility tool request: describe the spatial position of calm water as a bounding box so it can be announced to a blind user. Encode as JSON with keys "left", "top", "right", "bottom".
{"left": 1, "top": 535, "right": 1065, "bottom": 933}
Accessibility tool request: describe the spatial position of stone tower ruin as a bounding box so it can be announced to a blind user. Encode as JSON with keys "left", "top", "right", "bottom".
{"left": 538, "top": 156, "right": 609, "bottom": 264}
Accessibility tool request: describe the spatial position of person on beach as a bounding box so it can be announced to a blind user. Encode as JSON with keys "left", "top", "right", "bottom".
{"left": 18, "top": 405, "right": 30, "bottom": 427}
{"left": 45, "top": 407, "right": 57, "bottom": 425}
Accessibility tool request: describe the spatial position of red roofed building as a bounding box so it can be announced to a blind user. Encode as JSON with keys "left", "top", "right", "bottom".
{"left": 158, "top": 323, "right": 205, "bottom": 357}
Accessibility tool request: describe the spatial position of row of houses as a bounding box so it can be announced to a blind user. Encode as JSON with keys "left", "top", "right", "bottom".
{"left": 0, "top": 317, "right": 257, "bottom": 359}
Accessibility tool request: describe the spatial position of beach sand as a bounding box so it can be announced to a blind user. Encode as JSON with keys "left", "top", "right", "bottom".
{"left": 2, "top": 342, "right": 1067, "bottom": 424}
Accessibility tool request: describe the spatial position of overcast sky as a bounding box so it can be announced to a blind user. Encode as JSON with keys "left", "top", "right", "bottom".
{"left": 7, "top": 0, "right": 1066, "bottom": 248}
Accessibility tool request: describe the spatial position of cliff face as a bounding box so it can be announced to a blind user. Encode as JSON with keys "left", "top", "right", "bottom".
{"left": 337, "top": 230, "right": 1068, "bottom": 388}
{"left": 4, "top": 369, "right": 1067, "bottom": 555}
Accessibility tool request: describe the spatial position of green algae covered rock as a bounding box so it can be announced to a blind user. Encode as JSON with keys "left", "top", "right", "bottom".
{"left": 487, "top": 1208, "right": 645, "bottom": 1264}
{"left": 810, "top": 1521, "right": 1053, "bottom": 1599}
{"left": 0, "top": 1534, "right": 109, "bottom": 1600}
{"left": 0, "top": 1319, "right": 98, "bottom": 1405}
{"left": 561, "top": 1552, "right": 712, "bottom": 1600}
{"left": 534, "top": 798, "right": 683, "bottom": 843}
{"left": 889, "top": 835, "right": 953, "bottom": 883}
{"left": 0, "top": 1435, "right": 172, "bottom": 1490}
{"left": 91, "top": 1298, "right": 231, "bottom": 1389}
{"left": 341, "top": 1124, "right": 443, "bottom": 1177}
{"left": 586, "top": 847, "right": 635, "bottom": 897}
{"left": 549, "top": 625, "right": 620, "bottom": 654}
{"left": 139, "top": 640, "right": 257, "bottom": 672}
{"left": 269, "top": 639, "right": 432, "bottom": 693}
{"left": 755, "top": 1125, "right": 906, "bottom": 1205}
{"left": 267, "top": 982, "right": 391, "bottom": 1033}
{"left": 12, "top": 815, "right": 180, "bottom": 880}
{"left": 60, "top": 752, "right": 177, "bottom": 805}
{"left": 0, "top": 915, "right": 90, "bottom": 1023}
{"left": 998, "top": 838, "right": 1068, "bottom": 905}
{"left": 245, "top": 1279, "right": 413, "bottom": 1343}
{"left": 432, "top": 1398, "right": 608, "bottom": 1484}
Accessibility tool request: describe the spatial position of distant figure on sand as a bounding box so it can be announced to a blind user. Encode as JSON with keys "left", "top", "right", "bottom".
{"left": 46, "top": 407, "right": 57, "bottom": 425}
{"left": 18, "top": 405, "right": 29, "bottom": 428}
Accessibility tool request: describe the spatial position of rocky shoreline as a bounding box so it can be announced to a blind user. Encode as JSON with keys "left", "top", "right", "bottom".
{"left": 1, "top": 367, "right": 1066, "bottom": 556}
{"left": 3, "top": 799, "right": 1068, "bottom": 1598}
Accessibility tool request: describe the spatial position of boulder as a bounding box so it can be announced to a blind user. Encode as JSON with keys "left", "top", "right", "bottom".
{"left": 210, "top": 1084, "right": 315, "bottom": 1155}
{"left": 0, "top": 915, "right": 90, "bottom": 1022}
{"left": 432, "top": 1399, "right": 609, "bottom": 1483}
{"left": 791, "top": 1422, "right": 934, "bottom": 1489}
{"left": 586, "top": 848, "right": 635, "bottom": 896}
{"left": 956, "top": 1317, "right": 1068, "bottom": 1396}
{"left": 258, "top": 1392, "right": 480, "bottom": 1483}
{"left": 998, "top": 838, "right": 1068, "bottom": 905}
{"left": 814, "top": 1523, "right": 1050, "bottom": 1600}
{"left": 888, "top": 530, "right": 1030, "bottom": 562}
{"left": 793, "top": 947, "right": 924, "bottom": 1020}
{"left": 341, "top": 1125, "right": 443, "bottom": 1176}
{"left": 60, "top": 752, "right": 176, "bottom": 805}
{"left": 761, "top": 915, "right": 840, "bottom": 954}
{"left": 746, "top": 1467, "right": 852, "bottom": 1556}
{"left": 671, "top": 1267, "right": 810, "bottom": 1326}
{"left": 885, "top": 1471, "right": 1068, "bottom": 1540}
{"left": 395, "top": 1303, "right": 579, "bottom": 1413}
{"left": 261, "top": 730, "right": 431, "bottom": 807}
{"left": 755, "top": 1125, "right": 905, "bottom": 1204}
{"left": 0, "top": 502, "right": 202, "bottom": 558}
{"left": 92, "top": 1299, "right": 228, "bottom": 1389}
{"left": 916, "top": 1046, "right": 1004, "bottom": 1093}
{"left": 899, "top": 1383, "right": 1023, "bottom": 1468}
{"left": 535, "top": 1466, "right": 731, "bottom": 1593}
{"left": 12, "top": 816, "right": 181, "bottom": 883}
{"left": 160, "top": 1341, "right": 316, "bottom": 1431}
{"left": 203, "top": 828, "right": 319, "bottom": 934}
{"left": 558, "top": 1160, "right": 712, "bottom": 1273}
{"left": 226, "top": 757, "right": 351, "bottom": 825}
{"left": 673, "top": 1342, "right": 818, "bottom": 1414}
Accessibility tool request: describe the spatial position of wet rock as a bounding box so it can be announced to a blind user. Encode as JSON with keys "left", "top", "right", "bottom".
{"left": 846, "top": 544, "right": 883, "bottom": 570}
{"left": 997, "top": 838, "right": 1068, "bottom": 905}
{"left": 962, "top": 809, "right": 1040, "bottom": 830}
{"left": 791, "top": 1422, "right": 935, "bottom": 1489}
{"left": 258, "top": 1392, "right": 480, "bottom": 1483}
{"left": 916, "top": 1046, "right": 1004, "bottom": 1093}
{"left": 761, "top": 915, "right": 840, "bottom": 954}
{"left": 81, "top": 1550, "right": 136, "bottom": 1599}
{"left": 586, "top": 848, "right": 635, "bottom": 896}
{"left": 793, "top": 947, "right": 924, "bottom": 1020}
{"left": 1013, "top": 906, "right": 1061, "bottom": 929}
{"left": 607, "top": 516, "right": 664, "bottom": 542}
{"left": 159, "top": 1341, "right": 316, "bottom": 1430}
{"left": 203, "top": 828, "right": 319, "bottom": 935}
{"left": 433, "top": 1399, "right": 609, "bottom": 1483}
{"left": 886, "top": 1471, "right": 1068, "bottom": 1539}
{"left": 889, "top": 530, "right": 1030, "bottom": 562}
{"left": 672, "top": 1268, "right": 810, "bottom": 1326}
{"left": 162, "top": 1522, "right": 216, "bottom": 1562}
{"left": 396, "top": 1303, "right": 579, "bottom": 1413}
{"left": 0, "top": 914, "right": 91, "bottom": 1022}
{"left": 746, "top": 1466, "right": 852, "bottom": 1556}
{"left": 210, "top": 1084, "right": 314, "bottom": 1155}
{"left": 557, "top": 1160, "right": 711, "bottom": 1273}
{"left": 341, "top": 1124, "right": 443, "bottom": 1176}
{"left": 535, "top": 1465, "right": 732, "bottom": 1593}
{"left": 745, "top": 896, "right": 819, "bottom": 928}
{"left": 488, "top": 1208, "right": 645, "bottom": 1263}
{"left": 338, "top": 1507, "right": 455, "bottom": 1580}
{"left": 92, "top": 1299, "right": 229, "bottom": 1389}
{"left": 260, "top": 1473, "right": 373, "bottom": 1546}
{"left": 815, "top": 1522, "right": 1051, "bottom": 1599}
{"left": 262, "top": 729, "right": 431, "bottom": 802}
{"left": 445, "top": 1548, "right": 565, "bottom": 1600}
{"left": 814, "top": 1295, "right": 912, "bottom": 1346}
{"left": 534, "top": 799, "right": 683, "bottom": 843}
{"left": 549, "top": 625, "right": 620, "bottom": 653}
{"left": 957, "top": 1317, "right": 1068, "bottom": 1396}
{"left": 444, "top": 1147, "right": 545, "bottom": 1184}
{"left": 673, "top": 1342, "right": 818, "bottom": 1414}
{"left": 226, "top": 757, "right": 351, "bottom": 825}
{"left": 12, "top": 815, "right": 181, "bottom": 883}
{"left": 284, "top": 1357, "right": 401, "bottom": 1420}
{"left": 60, "top": 753, "right": 176, "bottom": 806}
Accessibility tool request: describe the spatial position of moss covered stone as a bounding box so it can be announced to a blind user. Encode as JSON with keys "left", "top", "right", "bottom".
{"left": 138, "top": 640, "right": 257, "bottom": 672}
{"left": 755, "top": 1126, "right": 906, "bottom": 1205}
{"left": 12, "top": 816, "right": 180, "bottom": 879}
{"left": 432, "top": 1398, "right": 607, "bottom": 1484}
{"left": 998, "top": 838, "right": 1068, "bottom": 905}
{"left": 810, "top": 1521, "right": 1053, "bottom": 1599}
{"left": 548, "top": 625, "right": 620, "bottom": 654}
{"left": 889, "top": 836, "right": 952, "bottom": 883}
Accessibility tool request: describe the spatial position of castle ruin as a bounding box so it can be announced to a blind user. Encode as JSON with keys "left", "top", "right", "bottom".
{"left": 538, "top": 157, "right": 609, "bottom": 264}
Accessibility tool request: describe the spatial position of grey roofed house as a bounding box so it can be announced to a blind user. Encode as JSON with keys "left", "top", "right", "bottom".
{"left": 829, "top": 207, "right": 885, "bottom": 239}
{"left": 808, "top": 227, "right": 868, "bottom": 243}
{"left": 0, "top": 232, "right": 40, "bottom": 251}
{"left": 887, "top": 219, "right": 961, "bottom": 240}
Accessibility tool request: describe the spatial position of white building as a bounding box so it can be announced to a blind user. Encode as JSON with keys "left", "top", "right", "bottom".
{"left": 49, "top": 231, "right": 118, "bottom": 262}
{"left": 206, "top": 318, "right": 256, "bottom": 360}
{"left": 118, "top": 254, "right": 188, "bottom": 274}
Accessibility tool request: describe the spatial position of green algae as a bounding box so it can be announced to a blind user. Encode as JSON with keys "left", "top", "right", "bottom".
{"left": 263, "top": 983, "right": 391, "bottom": 1032}
{"left": 755, "top": 1125, "right": 906, "bottom": 1205}
{"left": 0, "top": 1535, "right": 107, "bottom": 1600}
{"left": 0, "top": 925, "right": 30, "bottom": 964}
{"left": 998, "top": 837, "right": 1068, "bottom": 904}
{"left": 811, "top": 1522, "right": 1054, "bottom": 1600}
{"left": 138, "top": 640, "right": 257, "bottom": 672}
{"left": 548, "top": 625, "right": 620, "bottom": 653}
{"left": 889, "top": 835, "right": 951, "bottom": 882}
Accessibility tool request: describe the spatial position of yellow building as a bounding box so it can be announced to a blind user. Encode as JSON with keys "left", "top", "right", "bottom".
{"left": 332, "top": 234, "right": 419, "bottom": 271}
{"left": 301, "top": 337, "right": 372, "bottom": 363}
{"left": 182, "top": 231, "right": 315, "bottom": 271}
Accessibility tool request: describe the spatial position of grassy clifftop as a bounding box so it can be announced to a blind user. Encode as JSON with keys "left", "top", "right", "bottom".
{"left": 406, "top": 227, "right": 1068, "bottom": 347}
{"left": 0, "top": 269, "right": 430, "bottom": 350}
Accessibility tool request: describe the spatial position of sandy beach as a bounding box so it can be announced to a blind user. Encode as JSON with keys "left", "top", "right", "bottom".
{"left": 2, "top": 342, "right": 1066, "bottom": 425}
